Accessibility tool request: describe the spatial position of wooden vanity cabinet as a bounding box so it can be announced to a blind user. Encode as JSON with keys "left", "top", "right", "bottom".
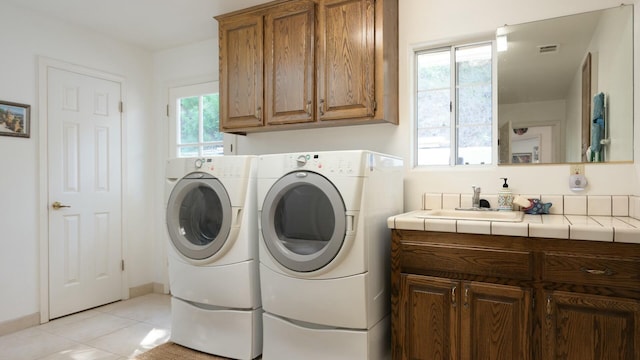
{"left": 543, "top": 291, "right": 640, "bottom": 360}
{"left": 391, "top": 230, "right": 640, "bottom": 360}
{"left": 392, "top": 231, "right": 533, "bottom": 360}
{"left": 216, "top": 0, "right": 398, "bottom": 133}
{"left": 540, "top": 245, "right": 640, "bottom": 360}
{"left": 399, "top": 274, "right": 530, "bottom": 360}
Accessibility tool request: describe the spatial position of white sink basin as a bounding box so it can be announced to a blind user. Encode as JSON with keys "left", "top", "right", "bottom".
{"left": 415, "top": 209, "right": 524, "bottom": 222}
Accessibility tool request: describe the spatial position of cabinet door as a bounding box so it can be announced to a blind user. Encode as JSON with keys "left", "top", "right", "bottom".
{"left": 219, "top": 12, "right": 263, "bottom": 130}
{"left": 397, "top": 274, "right": 458, "bottom": 360}
{"left": 316, "top": 0, "right": 375, "bottom": 121}
{"left": 460, "top": 282, "right": 531, "bottom": 360}
{"left": 544, "top": 291, "right": 640, "bottom": 360}
{"left": 264, "top": 0, "right": 315, "bottom": 125}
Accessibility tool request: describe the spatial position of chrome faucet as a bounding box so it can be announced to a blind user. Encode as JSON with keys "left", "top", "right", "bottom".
{"left": 472, "top": 186, "right": 481, "bottom": 208}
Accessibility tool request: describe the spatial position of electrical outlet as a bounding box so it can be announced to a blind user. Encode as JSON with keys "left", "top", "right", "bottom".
{"left": 569, "top": 164, "right": 584, "bottom": 175}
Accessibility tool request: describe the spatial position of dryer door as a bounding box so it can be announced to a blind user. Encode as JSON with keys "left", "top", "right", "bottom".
{"left": 166, "top": 172, "right": 232, "bottom": 260}
{"left": 261, "top": 171, "right": 346, "bottom": 272}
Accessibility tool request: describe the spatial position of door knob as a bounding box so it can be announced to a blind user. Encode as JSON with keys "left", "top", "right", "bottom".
{"left": 52, "top": 201, "right": 71, "bottom": 210}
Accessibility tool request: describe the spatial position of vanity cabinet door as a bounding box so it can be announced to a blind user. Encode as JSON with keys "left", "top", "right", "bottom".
{"left": 396, "top": 274, "right": 458, "bottom": 360}
{"left": 218, "top": 11, "right": 264, "bottom": 130}
{"left": 543, "top": 291, "right": 640, "bottom": 360}
{"left": 264, "top": 0, "right": 315, "bottom": 125}
{"left": 395, "top": 275, "right": 531, "bottom": 360}
{"left": 316, "top": 0, "right": 375, "bottom": 121}
{"left": 460, "top": 282, "right": 531, "bottom": 360}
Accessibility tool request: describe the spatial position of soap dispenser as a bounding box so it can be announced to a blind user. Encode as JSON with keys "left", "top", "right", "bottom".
{"left": 498, "top": 178, "right": 513, "bottom": 211}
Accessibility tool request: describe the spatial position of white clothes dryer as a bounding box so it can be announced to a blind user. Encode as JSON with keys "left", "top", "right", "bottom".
{"left": 165, "top": 156, "right": 261, "bottom": 360}
{"left": 257, "top": 150, "right": 403, "bottom": 360}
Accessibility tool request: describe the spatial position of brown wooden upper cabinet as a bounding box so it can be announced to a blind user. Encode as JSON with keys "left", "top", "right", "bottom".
{"left": 216, "top": 0, "right": 398, "bottom": 134}
{"left": 218, "top": 10, "right": 264, "bottom": 130}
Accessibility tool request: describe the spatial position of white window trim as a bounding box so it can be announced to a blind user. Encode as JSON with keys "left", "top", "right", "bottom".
{"left": 168, "top": 81, "right": 236, "bottom": 157}
{"left": 410, "top": 39, "right": 499, "bottom": 169}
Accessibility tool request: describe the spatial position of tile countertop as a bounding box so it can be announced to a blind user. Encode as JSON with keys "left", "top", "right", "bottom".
{"left": 387, "top": 210, "right": 640, "bottom": 244}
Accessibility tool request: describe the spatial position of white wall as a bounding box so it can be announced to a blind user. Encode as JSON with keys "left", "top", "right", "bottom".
{"left": 0, "top": 3, "right": 154, "bottom": 324}
{"left": 590, "top": 7, "right": 634, "bottom": 161}
{"left": 499, "top": 100, "right": 565, "bottom": 162}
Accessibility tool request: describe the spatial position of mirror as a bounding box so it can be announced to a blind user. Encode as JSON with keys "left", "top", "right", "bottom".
{"left": 497, "top": 5, "right": 633, "bottom": 164}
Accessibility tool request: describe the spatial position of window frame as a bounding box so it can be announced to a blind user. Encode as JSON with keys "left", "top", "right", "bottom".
{"left": 168, "top": 81, "right": 235, "bottom": 158}
{"left": 413, "top": 40, "right": 498, "bottom": 168}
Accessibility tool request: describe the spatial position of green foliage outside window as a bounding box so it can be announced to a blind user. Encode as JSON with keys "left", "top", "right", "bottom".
{"left": 179, "top": 94, "right": 222, "bottom": 145}
{"left": 416, "top": 43, "right": 493, "bottom": 166}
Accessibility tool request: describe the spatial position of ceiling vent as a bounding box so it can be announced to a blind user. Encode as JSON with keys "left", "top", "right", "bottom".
{"left": 537, "top": 44, "right": 559, "bottom": 54}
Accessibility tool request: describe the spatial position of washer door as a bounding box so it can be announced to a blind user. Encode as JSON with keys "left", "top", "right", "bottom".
{"left": 166, "top": 172, "right": 232, "bottom": 260}
{"left": 261, "top": 171, "right": 346, "bottom": 272}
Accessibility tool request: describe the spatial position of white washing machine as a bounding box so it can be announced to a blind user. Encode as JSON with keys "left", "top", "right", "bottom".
{"left": 165, "top": 156, "right": 261, "bottom": 360}
{"left": 257, "top": 150, "right": 403, "bottom": 360}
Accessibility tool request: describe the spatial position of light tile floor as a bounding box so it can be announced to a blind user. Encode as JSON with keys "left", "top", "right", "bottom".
{"left": 0, "top": 293, "right": 171, "bottom": 360}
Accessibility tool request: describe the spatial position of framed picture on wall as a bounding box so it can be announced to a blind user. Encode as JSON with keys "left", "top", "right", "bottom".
{"left": 0, "top": 100, "right": 30, "bottom": 138}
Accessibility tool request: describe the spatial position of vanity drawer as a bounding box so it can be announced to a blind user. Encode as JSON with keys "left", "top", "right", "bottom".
{"left": 401, "top": 242, "right": 533, "bottom": 280}
{"left": 543, "top": 253, "right": 640, "bottom": 289}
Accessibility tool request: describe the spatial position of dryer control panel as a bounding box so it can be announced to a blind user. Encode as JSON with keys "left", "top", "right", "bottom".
{"left": 183, "top": 156, "right": 255, "bottom": 178}
{"left": 286, "top": 152, "right": 357, "bottom": 175}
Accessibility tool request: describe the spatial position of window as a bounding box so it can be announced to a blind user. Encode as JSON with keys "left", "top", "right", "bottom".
{"left": 415, "top": 42, "right": 493, "bottom": 166}
{"left": 169, "top": 82, "right": 225, "bottom": 157}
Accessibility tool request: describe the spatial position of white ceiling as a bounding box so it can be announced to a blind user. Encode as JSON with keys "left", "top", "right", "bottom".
{"left": 5, "top": 0, "right": 270, "bottom": 51}
{"left": 498, "top": 10, "right": 601, "bottom": 104}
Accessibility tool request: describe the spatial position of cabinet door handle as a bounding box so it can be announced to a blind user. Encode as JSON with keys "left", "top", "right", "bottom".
{"left": 463, "top": 286, "right": 470, "bottom": 308}
{"left": 546, "top": 295, "right": 552, "bottom": 319}
{"left": 306, "top": 101, "right": 312, "bottom": 116}
{"left": 451, "top": 286, "right": 457, "bottom": 308}
{"left": 256, "top": 106, "right": 262, "bottom": 120}
{"left": 319, "top": 99, "right": 325, "bottom": 116}
{"left": 580, "top": 267, "right": 614, "bottom": 276}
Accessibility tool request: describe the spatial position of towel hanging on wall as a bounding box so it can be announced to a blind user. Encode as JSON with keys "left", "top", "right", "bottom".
{"left": 589, "top": 92, "right": 605, "bottom": 162}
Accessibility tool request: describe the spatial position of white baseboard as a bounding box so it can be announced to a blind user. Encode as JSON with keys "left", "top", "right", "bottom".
{"left": 0, "top": 312, "right": 39, "bottom": 337}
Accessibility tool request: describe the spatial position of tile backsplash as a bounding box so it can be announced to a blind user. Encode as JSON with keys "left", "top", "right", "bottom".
{"left": 423, "top": 193, "right": 640, "bottom": 220}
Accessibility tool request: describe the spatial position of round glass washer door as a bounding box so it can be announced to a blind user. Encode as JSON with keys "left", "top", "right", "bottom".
{"left": 166, "top": 172, "right": 232, "bottom": 260}
{"left": 261, "top": 171, "right": 346, "bottom": 272}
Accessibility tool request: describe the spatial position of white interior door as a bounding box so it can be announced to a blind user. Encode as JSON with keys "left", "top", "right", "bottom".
{"left": 47, "top": 67, "right": 123, "bottom": 319}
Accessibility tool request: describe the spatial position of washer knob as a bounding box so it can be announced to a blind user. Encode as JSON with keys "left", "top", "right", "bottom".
{"left": 296, "top": 155, "right": 307, "bottom": 167}
{"left": 194, "top": 158, "right": 204, "bottom": 168}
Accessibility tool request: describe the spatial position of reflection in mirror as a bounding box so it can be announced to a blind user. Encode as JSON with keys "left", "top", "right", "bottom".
{"left": 497, "top": 5, "right": 633, "bottom": 164}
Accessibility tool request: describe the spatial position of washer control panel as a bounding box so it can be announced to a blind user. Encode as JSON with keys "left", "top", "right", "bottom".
{"left": 189, "top": 157, "right": 246, "bottom": 177}
{"left": 287, "top": 153, "right": 356, "bottom": 174}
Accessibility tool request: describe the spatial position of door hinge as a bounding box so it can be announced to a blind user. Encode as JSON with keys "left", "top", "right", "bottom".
{"left": 119, "top": 101, "right": 123, "bottom": 113}
{"left": 121, "top": 260, "right": 125, "bottom": 271}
